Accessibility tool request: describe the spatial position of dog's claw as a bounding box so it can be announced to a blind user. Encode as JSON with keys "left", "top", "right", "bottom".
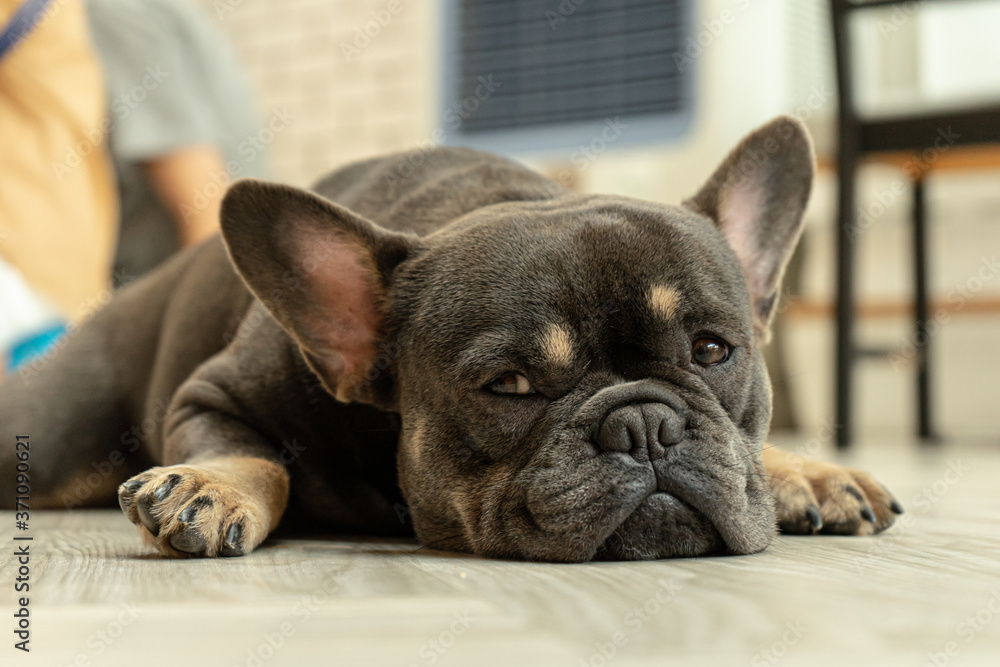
{"left": 844, "top": 485, "right": 864, "bottom": 502}
{"left": 119, "top": 487, "right": 137, "bottom": 513}
{"left": 178, "top": 505, "right": 197, "bottom": 523}
{"left": 860, "top": 506, "right": 877, "bottom": 523}
{"left": 806, "top": 504, "right": 823, "bottom": 531}
{"left": 178, "top": 495, "right": 213, "bottom": 524}
{"left": 154, "top": 474, "right": 181, "bottom": 501}
{"left": 890, "top": 499, "right": 904, "bottom": 514}
{"left": 118, "top": 478, "right": 147, "bottom": 513}
{"left": 122, "top": 479, "right": 144, "bottom": 493}
{"left": 137, "top": 496, "right": 160, "bottom": 536}
{"left": 220, "top": 523, "right": 244, "bottom": 557}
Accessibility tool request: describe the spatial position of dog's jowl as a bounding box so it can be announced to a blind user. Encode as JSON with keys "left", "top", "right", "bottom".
{"left": 0, "top": 116, "right": 902, "bottom": 560}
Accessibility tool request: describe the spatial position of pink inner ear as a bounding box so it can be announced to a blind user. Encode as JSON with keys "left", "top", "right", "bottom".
{"left": 718, "top": 179, "right": 767, "bottom": 296}
{"left": 297, "top": 233, "right": 382, "bottom": 385}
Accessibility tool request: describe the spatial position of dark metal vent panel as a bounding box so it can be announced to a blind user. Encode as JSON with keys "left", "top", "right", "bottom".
{"left": 443, "top": 0, "right": 694, "bottom": 153}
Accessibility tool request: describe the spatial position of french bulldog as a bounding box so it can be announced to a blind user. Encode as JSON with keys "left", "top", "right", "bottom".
{"left": 0, "top": 117, "right": 902, "bottom": 560}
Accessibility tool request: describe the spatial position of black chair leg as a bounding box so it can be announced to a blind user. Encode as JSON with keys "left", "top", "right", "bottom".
{"left": 835, "top": 155, "right": 857, "bottom": 449}
{"left": 912, "top": 177, "right": 935, "bottom": 441}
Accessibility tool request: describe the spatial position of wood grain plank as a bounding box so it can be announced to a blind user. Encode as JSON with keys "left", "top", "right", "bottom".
{"left": 2, "top": 437, "right": 999, "bottom": 666}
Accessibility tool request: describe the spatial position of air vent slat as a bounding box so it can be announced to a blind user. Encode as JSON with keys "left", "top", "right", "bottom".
{"left": 461, "top": 24, "right": 685, "bottom": 70}
{"left": 460, "top": 52, "right": 683, "bottom": 96}
{"left": 446, "top": 0, "right": 693, "bottom": 149}
{"left": 462, "top": 4, "right": 680, "bottom": 50}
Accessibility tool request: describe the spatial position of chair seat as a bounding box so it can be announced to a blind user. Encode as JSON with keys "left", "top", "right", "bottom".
{"left": 817, "top": 144, "right": 1000, "bottom": 178}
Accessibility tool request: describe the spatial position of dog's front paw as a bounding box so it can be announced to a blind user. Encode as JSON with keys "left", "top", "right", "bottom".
{"left": 117, "top": 459, "right": 281, "bottom": 558}
{"left": 762, "top": 447, "right": 903, "bottom": 536}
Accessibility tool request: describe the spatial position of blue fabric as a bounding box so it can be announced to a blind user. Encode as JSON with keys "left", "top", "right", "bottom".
{"left": 0, "top": 0, "right": 52, "bottom": 61}
{"left": 6, "top": 322, "right": 66, "bottom": 372}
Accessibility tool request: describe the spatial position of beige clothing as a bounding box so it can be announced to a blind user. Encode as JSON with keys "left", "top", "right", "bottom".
{"left": 0, "top": 0, "right": 117, "bottom": 322}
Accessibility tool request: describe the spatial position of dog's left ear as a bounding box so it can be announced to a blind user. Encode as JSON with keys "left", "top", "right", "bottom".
{"left": 684, "top": 115, "right": 814, "bottom": 343}
{"left": 220, "top": 179, "right": 419, "bottom": 408}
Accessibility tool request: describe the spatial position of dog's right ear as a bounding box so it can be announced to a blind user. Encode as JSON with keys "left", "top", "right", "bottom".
{"left": 683, "top": 116, "right": 814, "bottom": 343}
{"left": 220, "top": 179, "right": 419, "bottom": 407}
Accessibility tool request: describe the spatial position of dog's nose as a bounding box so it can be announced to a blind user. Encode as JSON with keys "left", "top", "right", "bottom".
{"left": 595, "top": 402, "right": 684, "bottom": 461}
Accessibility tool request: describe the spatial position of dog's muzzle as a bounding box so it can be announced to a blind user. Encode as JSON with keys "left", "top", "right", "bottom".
{"left": 506, "top": 380, "right": 774, "bottom": 561}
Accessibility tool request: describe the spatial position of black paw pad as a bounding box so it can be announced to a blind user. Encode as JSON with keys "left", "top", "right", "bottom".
{"left": 821, "top": 518, "right": 861, "bottom": 535}
{"left": 169, "top": 526, "right": 207, "bottom": 554}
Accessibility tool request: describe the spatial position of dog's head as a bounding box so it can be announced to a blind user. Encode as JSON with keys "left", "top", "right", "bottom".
{"left": 221, "top": 116, "right": 813, "bottom": 561}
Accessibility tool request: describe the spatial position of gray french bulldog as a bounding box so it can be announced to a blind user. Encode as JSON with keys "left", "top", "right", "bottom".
{"left": 0, "top": 117, "right": 901, "bottom": 560}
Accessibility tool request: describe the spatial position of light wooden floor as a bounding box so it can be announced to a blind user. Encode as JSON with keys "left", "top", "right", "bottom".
{"left": 3, "top": 436, "right": 1000, "bottom": 666}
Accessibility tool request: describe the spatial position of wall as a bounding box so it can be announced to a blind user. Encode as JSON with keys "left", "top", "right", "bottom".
{"left": 195, "top": 0, "right": 1000, "bottom": 440}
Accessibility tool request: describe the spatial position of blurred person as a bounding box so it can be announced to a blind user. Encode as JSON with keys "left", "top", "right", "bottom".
{"left": 0, "top": 0, "right": 118, "bottom": 375}
{"left": 85, "top": 0, "right": 271, "bottom": 283}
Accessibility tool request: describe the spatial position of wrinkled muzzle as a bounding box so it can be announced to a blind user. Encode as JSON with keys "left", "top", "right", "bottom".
{"left": 504, "top": 381, "right": 776, "bottom": 561}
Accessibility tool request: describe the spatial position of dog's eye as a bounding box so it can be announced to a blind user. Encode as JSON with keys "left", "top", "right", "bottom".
{"left": 487, "top": 372, "right": 536, "bottom": 396}
{"left": 691, "top": 337, "right": 730, "bottom": 367}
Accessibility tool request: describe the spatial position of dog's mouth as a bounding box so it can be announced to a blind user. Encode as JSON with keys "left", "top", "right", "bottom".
{"left": 481, "top": 382, "right": 777, "bottom": 562}
{"left": 411, "top": 435, "right": 775, "bottom": 562}
{"left": 406, "top": 381, "right": 776, "bottom": 562}
{"left": 506, "top": 440, "right": 774, "bottom": 562}
{"left": 596, "top": 491, "right": 724, "bottom": 560}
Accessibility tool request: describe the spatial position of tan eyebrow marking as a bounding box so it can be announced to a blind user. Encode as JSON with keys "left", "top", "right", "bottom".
{"left": 649, "top": 284, "right": 681, "bottom": 319}
{"left": 540, "top": 323, "right": 575, "bottom": 366}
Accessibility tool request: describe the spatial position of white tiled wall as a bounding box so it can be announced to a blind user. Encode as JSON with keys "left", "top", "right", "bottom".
{"left": 198, "top": 0, "right": 436, "bottom": 186}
